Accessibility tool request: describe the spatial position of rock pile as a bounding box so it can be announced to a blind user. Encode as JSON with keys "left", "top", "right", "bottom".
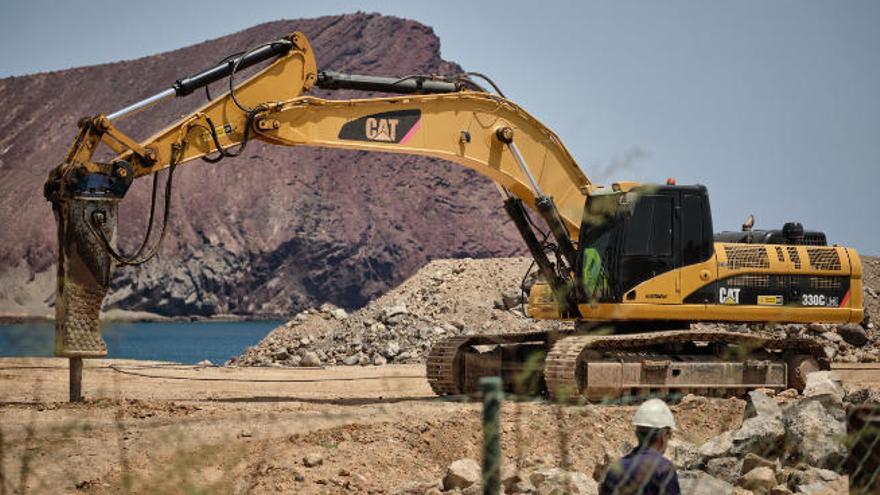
{"left": 662, "top": 372, "right": 861, "bottom": 495}
{"left": 696, "top": 320, "right": 879, "bottom": 364}
{"left": 228, "top": 258, "right": 566, "bottom": 367}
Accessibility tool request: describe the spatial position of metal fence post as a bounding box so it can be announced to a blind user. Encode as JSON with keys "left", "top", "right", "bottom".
{"left": 69, "top": 357, "right": 83, "bottom": 402}
{"left": 480, "top": 376, "right": 502, "bottom": 495}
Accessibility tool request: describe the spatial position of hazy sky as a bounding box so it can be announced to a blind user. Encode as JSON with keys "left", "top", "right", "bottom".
{"left": 2, "top": 1, "right": 878, "bottom": 254}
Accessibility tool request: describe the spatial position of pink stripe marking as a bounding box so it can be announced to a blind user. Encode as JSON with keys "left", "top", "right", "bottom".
{"left": 399, "top": 120, "right": 421, "bottom": 144}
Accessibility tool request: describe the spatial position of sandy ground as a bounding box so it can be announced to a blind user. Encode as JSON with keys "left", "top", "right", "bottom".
{"left": 0, "top": 358, "right": 772, "bottom": 495}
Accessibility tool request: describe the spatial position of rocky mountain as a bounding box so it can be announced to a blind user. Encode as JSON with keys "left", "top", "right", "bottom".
{"left": 0, "top": 14, "right": 526, "bottom": 319}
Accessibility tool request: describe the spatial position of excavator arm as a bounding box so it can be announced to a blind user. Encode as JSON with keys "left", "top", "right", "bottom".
{"left": 44, "top": 31, "right": 591, "bottom": 358}
{"left": 251, "top": 93, "right": 588, "bottom": 231}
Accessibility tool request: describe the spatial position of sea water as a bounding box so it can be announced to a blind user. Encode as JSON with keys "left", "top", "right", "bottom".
{"left": 0, "top": 320, "right": 282, "bottom": 365}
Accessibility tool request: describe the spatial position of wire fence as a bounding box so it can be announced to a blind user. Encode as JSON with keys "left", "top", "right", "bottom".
{"left": 0, "top": 350, "right": 878, "bottom": 494}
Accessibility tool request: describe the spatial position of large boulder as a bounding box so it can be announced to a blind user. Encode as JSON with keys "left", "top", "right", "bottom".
{"left": 782, "top": 400, "right": 846, "bottom": 468}
{"left": 738, "top": 466, "right": 777, "bottom": 494}
{"left": 740, "top": 453, "right": 778, "bottom": 476}
{"left": 731, "top": 414, "right": 786, "bottom": 457}
{"left": 700, "top": 430, "right": 735, "bottom": 459}
{"left": 443, "top": 458, "right": 481, "bottom": 491}
{"left": 836, "top": 324, "right": 868, "bottom": 347}
{"left": 729, "top": 391, "right": 786, "bottom": 457}
{"left": 744, "top": 390, "right": 783, "bottom": 419}
{"left": 802, "top": 372, "right": 845, "bottom": 408}
{"left": 706, "top": 457, "right": 744, "bottom": 485}
{"left": 667, "top": 438, "right": 702, "bottom": 470}
{"left": 698, "top": 390, "right": 787, "bottom": 461}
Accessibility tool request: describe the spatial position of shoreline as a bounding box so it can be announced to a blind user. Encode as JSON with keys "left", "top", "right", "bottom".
{"left": 0, "top": 311, "right": 288, "bottom": 325}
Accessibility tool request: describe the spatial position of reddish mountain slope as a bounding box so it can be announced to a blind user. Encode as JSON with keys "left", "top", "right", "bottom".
{"left": 0, "top": 14, "right": 526, "bottom": 318}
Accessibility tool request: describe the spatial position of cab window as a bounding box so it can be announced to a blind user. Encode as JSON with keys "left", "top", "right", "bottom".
{"left": 624, "top": 195, "right": 673, "bottom": 256}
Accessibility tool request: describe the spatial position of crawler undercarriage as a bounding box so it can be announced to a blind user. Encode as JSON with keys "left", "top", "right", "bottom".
{"left": 426, "top": 328, "right": 827, "bottom": 402}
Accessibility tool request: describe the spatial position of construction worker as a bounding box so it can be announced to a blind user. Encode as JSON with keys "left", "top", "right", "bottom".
{"left": 599, "top": 398, "right": 681, "bottom": 495}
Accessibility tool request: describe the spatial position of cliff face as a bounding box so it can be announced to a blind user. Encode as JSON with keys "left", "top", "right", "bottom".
{"left": 0, "top": 14, "right": 526, "bottom": 318}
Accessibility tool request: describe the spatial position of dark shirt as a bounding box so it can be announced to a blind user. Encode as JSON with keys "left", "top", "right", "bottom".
{"left": 599, "top": 447, "right": 681, "bottom": 495}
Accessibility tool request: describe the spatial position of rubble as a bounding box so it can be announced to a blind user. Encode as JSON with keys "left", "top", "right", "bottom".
{"left": 676, "top": 372, "right": 865, "bottom": 495}
{"left": 228, "top": 258, "right": 567, "bottom": 367}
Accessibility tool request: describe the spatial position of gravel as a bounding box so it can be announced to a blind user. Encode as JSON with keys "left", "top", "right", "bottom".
{"left": 227, "top": 258, "right": 567, "bottom": 367}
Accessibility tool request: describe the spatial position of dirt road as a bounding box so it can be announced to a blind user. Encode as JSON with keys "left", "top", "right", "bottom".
{"left": 0, "top": 357, "right": 768, "bottom": 494}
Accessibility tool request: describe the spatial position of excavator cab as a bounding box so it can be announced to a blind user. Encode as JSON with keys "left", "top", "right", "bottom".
{"left": 576, "top": 184, "right": 714, "bottom": 303}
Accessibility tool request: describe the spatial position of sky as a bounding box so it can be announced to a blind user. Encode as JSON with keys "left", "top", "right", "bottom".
{"left": 2, "top": 1, "right": 878, "bottom": 254}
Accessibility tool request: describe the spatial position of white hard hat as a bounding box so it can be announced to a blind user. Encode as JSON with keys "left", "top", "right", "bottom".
{"left": 632, "top": 398, "right": 676, "bottom": 430}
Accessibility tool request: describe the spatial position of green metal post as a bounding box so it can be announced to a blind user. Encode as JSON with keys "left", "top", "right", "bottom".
{"left": 480, "top": 376, "right": 502, "bottom": 495}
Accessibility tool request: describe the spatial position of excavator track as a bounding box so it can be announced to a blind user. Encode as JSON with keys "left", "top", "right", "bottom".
{"left": 426, "top": 336, "right": 471, "bottom": 396}
{"left": 428, "top": 329, "right": 829, "bottom": 402}
{"left": 544, "top": 330, "right": 828, "bottom": 402}
{"left": 427, "top": 331, "right": 561, "bottom": 396}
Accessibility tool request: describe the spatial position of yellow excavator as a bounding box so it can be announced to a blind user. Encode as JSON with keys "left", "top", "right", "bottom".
{"left": 44, "top": 31, "right": 864, "bottom": 402}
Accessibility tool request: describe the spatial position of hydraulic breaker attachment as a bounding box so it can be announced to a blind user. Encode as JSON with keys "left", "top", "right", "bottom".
{"left": 50, "top": 196, "right": 117, "bottom": 357}
{"left": 45, "top": 162, "right": 127, "bottom": 358}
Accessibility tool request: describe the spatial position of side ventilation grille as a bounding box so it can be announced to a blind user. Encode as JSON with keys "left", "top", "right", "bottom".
{"left": 807, "top": 247, "right": 842, "bottom": 271}
{"left": 809, "top": 276, "right": 842, "bottom": 289}
{"left": 726, "top": 274, "right": 771, "bottom": 288}
{"left": 775, "top": 246, "right": 785, "bottom": 263}
{"left": 724, "top": 245, "right": 770, "bottom": 269}
{"left": 786, "top": 246, "right": 801, "bottom": 269}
